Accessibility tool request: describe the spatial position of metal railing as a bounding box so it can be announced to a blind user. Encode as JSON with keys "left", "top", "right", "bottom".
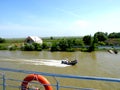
{"left": 0, "top": 67, "right": 120, "bottom": 90}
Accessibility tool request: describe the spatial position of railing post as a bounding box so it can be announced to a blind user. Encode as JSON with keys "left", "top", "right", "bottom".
{"left": 56, "top": 81, "right": 59, "bottom": 90}
{"left": 2, "top": 73, "right": 6, "bottom": 90}
{"left": 53, "top": 76, "right": 60, "bottom": 90}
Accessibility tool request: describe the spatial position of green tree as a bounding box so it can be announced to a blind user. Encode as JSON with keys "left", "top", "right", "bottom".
{"left": 73, "top": 39, "right": 84, "bottom": 47}
{"left": 0, "top": 45, "right": 7, "bottom": 50}
{"left": 42, "top": 42, "right": 49, "bottom": 49}
{"left": 67, "top": 39, "right": 74, "bottom": 48}
{"left": 0, "top": 37, "right": 5, "bottom": 43}
{"left": 50, "top": 42, "right": 59, "bottom": 51}
{"left": 93, "top": 35, "right": 98, "bottom": 43}
{"left": 108, "top": 32, "right": 120, "bottom": 38}
{"left": 87, "top": 35, "right": 96, "bottom": 52}
{"left": 58, "top": 39, "right": 69, "bottom": 51}
{"left": 23, "top": 43, "right": 35, "bottom": 51}
{"left": 50, "top": 36, "right": 54, "bottom": 40}
{"left": 83, "top": 35, "right": 91, "bottom": 45}
{"left": 32, "top": 43, "right": 42, "bottom": 51}
{"left": 94, "top": 32, "right": 107, "bottom": 42}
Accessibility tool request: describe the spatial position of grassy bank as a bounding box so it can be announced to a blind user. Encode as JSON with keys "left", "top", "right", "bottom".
{"left": 0, "top": 37, "right": 120, "bottom": 51}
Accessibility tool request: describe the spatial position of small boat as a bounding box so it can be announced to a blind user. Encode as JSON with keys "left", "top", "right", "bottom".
{"left": 108, "top": 49, "right": 118, "bottom": 54}
{"left": 108, "top": 50, "right": 114, "bottom": 54}
{"left": 61, "top": 60, "right": 78, "bottom": 65}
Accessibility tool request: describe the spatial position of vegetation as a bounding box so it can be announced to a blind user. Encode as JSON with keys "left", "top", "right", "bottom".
{"left": 108, "top": 32, "right": 120, "bottom": 38}
{"left": 21, "top": 43, "right": 42, "bottom": 51}
{"left": 94, "top": 32, "right": 108, "bottom": 42}
{"left": 0, "top": 32, "right": 120, "bottom": 52}
{"left": 0, "top": 38, "right": 5, "bottom": 43}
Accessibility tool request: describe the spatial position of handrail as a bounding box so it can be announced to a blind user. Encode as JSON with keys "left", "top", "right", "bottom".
{"left": 0, "top": 67, "right": 120, "bottom": 90}
{"left": 0, "top": 67, "right": 120, "bottom": 82}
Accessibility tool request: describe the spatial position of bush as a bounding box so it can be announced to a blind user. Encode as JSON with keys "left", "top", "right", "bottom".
{"left": 0, "top": 38, "right": 5, "bottom": 43}
{"left": 21, "top": 43, "right": 42, "bottom": 51}
{"left": 66, "top": 48, "right": 75, "bottom": 52}
{"left": 22, "top": 44, "right": 35, "bottom": 51}
{"left": 32, "top": 43, "right": 42, "bottom": 51}
{"left": 42, "top": 42, "right": 49, "bottom": 49}
{"left": 98, "top": 41, "right": 106, "bottom": 46}
{"left": 50, "top": 42, "right": 59, "bottom": 51}
{"left": 0, "top": 45, "right": 7, "bottom": 50}
{"left": 9, "top": 45, "right": 18, "bottom": 51}
{"left": 58, "top": 39, "right": 70, "bottom": 51}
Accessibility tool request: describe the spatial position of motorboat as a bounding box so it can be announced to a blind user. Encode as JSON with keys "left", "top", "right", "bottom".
{"left": 61, "top": 59, "right": 78, "bottom": 65}
{"left": 108, "top": 49, "right": 118, "bottom": 54}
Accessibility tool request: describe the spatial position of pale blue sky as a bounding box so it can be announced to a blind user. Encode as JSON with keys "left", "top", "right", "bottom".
{"left": 0, "top": 0, "right": 120, "bottom": 38}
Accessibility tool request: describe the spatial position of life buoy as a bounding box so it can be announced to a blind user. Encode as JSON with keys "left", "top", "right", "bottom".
{"left": 21, "top": 74, "right": 53, "bottom": 90}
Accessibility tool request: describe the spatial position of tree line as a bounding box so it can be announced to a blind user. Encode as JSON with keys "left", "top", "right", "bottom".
{"left": 0, "top": 32, "right": 120, "bottom": 51}
{"left": 50, "top": 32, "right": 120, "bottom": 52}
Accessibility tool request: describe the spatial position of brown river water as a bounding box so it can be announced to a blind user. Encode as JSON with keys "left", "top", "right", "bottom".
{"left": 0, "top": 50, "right": 120, "bottom": 90}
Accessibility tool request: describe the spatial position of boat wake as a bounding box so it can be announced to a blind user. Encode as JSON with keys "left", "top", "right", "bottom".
{"left": 21, "top": 59, "right": 70, "bottom": 67}
{"left": 1, "top": 58, "right": 70, "bottom": 67}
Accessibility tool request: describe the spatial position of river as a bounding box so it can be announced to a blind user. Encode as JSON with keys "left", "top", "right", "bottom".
{"left": 0, "top": 50, "right": 120, "bottom": 90}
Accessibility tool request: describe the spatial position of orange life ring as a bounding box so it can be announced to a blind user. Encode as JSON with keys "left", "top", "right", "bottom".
{"left": 21, "top": 74, "right": 53, "bottom": 90}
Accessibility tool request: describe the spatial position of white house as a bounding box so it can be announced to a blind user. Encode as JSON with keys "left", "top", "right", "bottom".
{"left": 24, "top": 36, "right": 43, "bottom": 44}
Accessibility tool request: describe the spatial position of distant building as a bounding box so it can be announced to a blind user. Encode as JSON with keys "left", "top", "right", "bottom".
{"left": 24, "top": 36, "right": 43, "bottom": 44}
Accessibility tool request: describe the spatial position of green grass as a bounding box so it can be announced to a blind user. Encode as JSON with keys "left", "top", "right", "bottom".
{"left": 5, "top": 38, "right": 25, "bottom": 43}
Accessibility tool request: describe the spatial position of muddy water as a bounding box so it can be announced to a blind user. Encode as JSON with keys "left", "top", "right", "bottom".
{"left": 0, "top": 51, "right": 120, "bottom": 90}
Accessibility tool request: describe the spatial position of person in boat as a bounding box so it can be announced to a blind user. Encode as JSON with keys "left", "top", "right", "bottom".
{"left": 70, "top": 59, "right": 78, "bottom": 63}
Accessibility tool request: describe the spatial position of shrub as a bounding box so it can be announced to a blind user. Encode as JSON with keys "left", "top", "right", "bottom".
{"left": 21, "top": 43, "right": 42, "bottom": 51}
{"left": 42, "top": 42, "right": 49, "bottom": 49}
{"left": 58, "top": 39, "right": 69, "bottom": 51}
{"left": 9, "top": 45, "right": 18, "bottom": 51}
{"left": 22, "top": 44, "right": 35, "bottom": 51}
{"left": 50, "top": 42, "right": 59, "bottom": 51}
{"left": 0, "top": 45, "right": 7, "bottom": 50}
{"left": 32, "top": 43, "right": 42, "bottom": 51}
{"left": 0, "top": 38, "right": 5, "bottom": 43}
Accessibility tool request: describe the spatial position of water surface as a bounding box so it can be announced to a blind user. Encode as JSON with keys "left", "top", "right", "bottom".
{"left": 0, "top": 51, "right": 120, "bottom": 90}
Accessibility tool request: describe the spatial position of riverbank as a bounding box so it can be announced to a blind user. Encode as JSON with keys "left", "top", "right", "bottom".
{"left": 0, "top": 37, "right": 120, "bottom": 52}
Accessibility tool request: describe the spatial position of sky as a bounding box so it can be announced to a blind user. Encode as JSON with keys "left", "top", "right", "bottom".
{"left": 0, "top": 0, "right": 120, "bottom": 38}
